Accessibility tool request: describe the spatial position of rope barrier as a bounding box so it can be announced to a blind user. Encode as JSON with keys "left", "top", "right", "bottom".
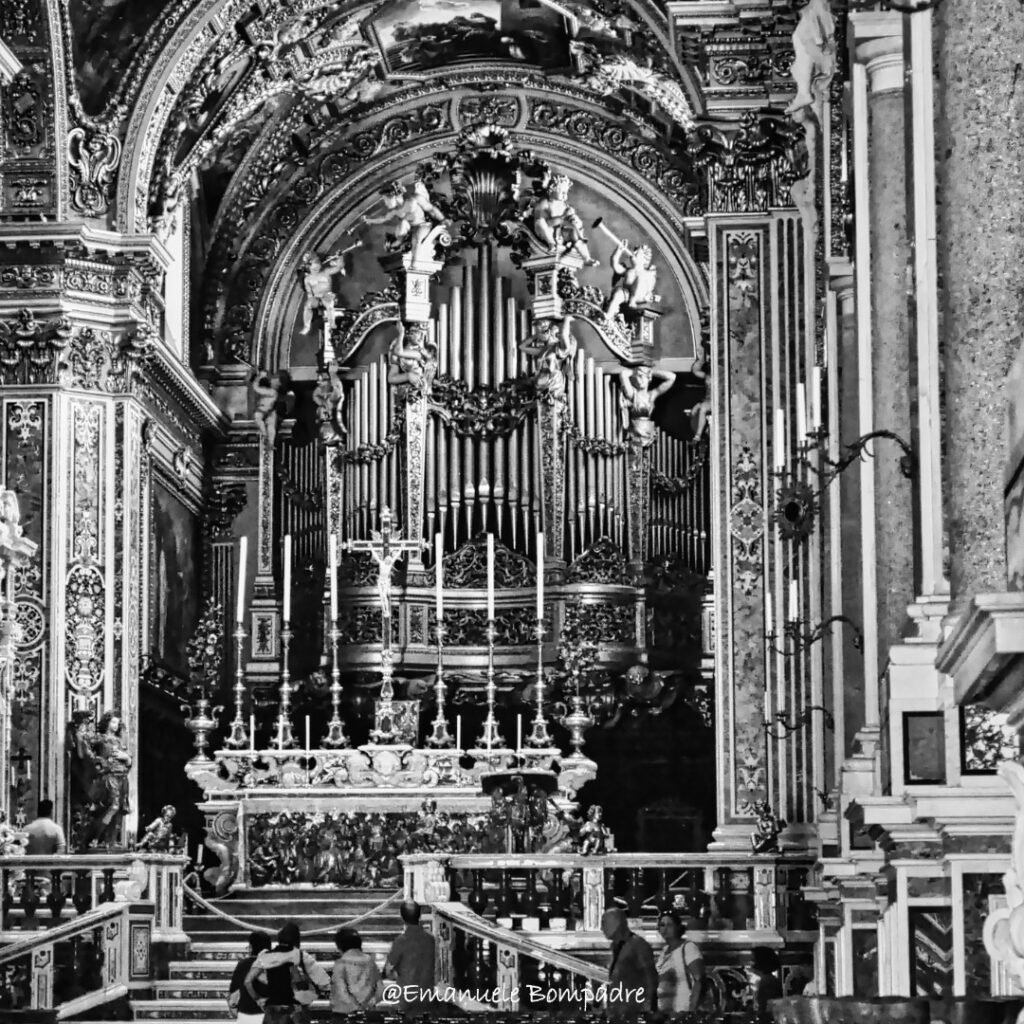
{"left": 182, "top": 884, "right": 402, "bottom": 937}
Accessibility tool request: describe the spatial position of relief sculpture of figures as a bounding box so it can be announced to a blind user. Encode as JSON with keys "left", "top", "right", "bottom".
{"left": 527, "top": 173, "right": 599, "bottom": 265}
{"left": 299, "top": 244, "right": 360, "bottom": 334}
{"left": 593, "top": 218, "right": 660, "bottom": 319}
{"left": 786, "top": 0, "right": 836, "bottom": 115}
{"left": 618, "top": 365, "right": 676, "bottom": 446}
{"left": 520, "top": 315, "right": 578, "bottom": 404}
{"left": 362, "top": 180, "right": 450, "bottom": 264}
{"left": 69, "top": 710, "right": 133, "bottom": 850}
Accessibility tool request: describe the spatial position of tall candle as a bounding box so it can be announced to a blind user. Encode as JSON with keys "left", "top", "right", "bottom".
{"left": 305, "top": 716, "right": 310, "bottom": 751}
{"left": 517, "top": 715, "right": 523, "bottom": 752}
{"left": 196, "top": 844, "right": 203, "bottom": 866}
{"left": 283, "top": 535, "right": 292, "bottom": 622}
{"left": 789, "top": 581, "right": 799, "bottom": 623}
{"left": 765, "top": 590, "right": 774, "bottom": 636}
{"left": 249, "top": 714, "right": 255, "bottom": 751}
{"left": 329, "top": 535, "right": 339, "bottom": 622}
{"left": 486, "top": 534, "right": 495, "bottom": 621}
{"left": 811, "top": 366, "right": 823, "bottom": 431}
{"left": 456, "top": 715, "right": 462, "bottom": 750}
{"left": 536, "top": 533, "right": 544, "bottom": 621}
{"left": 435, "top": 533, "right": 444, "bottom": 618}
{"left": 773, "top": 409, "right": 785, "bottom": 471}
{"left": 796, "top": 383, "right": 808, "bottom": 441}
{"left": 277, "top": 720, "right": 283, "bottom": 751}
{"left": 236, "top": 536, "right": 248, "bottom": 623}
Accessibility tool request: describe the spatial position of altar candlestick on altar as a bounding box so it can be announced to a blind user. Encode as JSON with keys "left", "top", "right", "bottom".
{"left": 283, "top": 535, "right": 292, "bottom": 622}
{"left": 236, "top": 537, "right": 248, "bottom": 623}
{"left": 486, "top": 534, "right": 495, "bottom": 621}
{"left": 329, "top": 535, "right": 339, "bottom": 622}
{"left": 435, "top": 533, "right": 444, "bottom": 618}
{"left": 536, "top": 534, "right": 544, "bottom": 621}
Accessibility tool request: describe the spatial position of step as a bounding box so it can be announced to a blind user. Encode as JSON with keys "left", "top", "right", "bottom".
{"left": 169, "top": 945, "right": 390, "bottom": 977}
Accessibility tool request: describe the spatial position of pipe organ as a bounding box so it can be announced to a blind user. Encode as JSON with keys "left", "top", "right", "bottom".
{"left": 333, "top": 245, "right": 708, "bottom": 569}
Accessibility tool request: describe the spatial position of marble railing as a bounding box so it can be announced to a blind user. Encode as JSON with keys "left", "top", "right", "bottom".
{"left": 0, "top": 853, "right": 187, "bottom": 941}
{"left": 405, "top": 851, "right": 817, "bottom": 936}
{"left": 0, "top": 900, "right": 147, "bottom": 1017}
{"left": 433, "top": 901, "right": 609, "bottom": 1012}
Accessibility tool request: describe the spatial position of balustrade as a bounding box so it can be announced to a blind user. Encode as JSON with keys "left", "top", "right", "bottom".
{"left": 0, "top": 854, "right": 187, "bottom": 940}
{"left": 406, "top": 852, "right": 816, "bottom": 935}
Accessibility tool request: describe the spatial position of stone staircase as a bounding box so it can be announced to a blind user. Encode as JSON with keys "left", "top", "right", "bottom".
{"left": 129, "top": 887, "right": 403, "bottom": 1024}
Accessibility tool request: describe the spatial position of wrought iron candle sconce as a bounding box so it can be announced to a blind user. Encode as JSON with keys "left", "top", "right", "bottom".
{"left": 765, "top": 614, "right": 863, "bottom": 658}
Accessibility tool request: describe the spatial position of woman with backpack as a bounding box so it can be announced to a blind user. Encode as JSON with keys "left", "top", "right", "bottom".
{"left": 245, "top": 922, "right": 329, "bottom": 1024}
{"left": 229, "top": 931, "right": 271, "bottom": 1023}
{"left": 655, "top": 910, "right": 706, "bottom": 1012}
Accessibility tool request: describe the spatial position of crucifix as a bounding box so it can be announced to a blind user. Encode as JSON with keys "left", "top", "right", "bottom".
{"left": 342, "top": 506, "right": 426, "bottom": 742}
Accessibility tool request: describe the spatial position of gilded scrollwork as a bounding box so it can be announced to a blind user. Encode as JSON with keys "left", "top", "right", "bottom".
{"left": 429, "top": 376, "right": 535, "bottom": 439}
{"left": 441, "top": 535, "right": 536, "bottom": 590}
{"left": 566, "top": 539, "right": 631, "bottom": 586}
{"left": 0, "top": 310, "right": 72, "bottom": 387}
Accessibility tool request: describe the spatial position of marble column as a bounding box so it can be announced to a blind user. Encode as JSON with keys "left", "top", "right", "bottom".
{"left": 855, "top": 34, "right": 916, "bottom": 677}
{"left": 934, "top": 0, "right": 1024, "bottom": 609}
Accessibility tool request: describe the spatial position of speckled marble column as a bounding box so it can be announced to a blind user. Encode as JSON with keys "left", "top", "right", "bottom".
{"left": 858, "top": 38, "right": 916, "bottom": 670}
{"left": 935, "top": 0, "right": 1024, "bottom": 608}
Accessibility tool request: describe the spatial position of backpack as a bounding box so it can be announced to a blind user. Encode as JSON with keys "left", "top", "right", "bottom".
{"left": 290, "top": 954, "right": 316, "bottom": 1006}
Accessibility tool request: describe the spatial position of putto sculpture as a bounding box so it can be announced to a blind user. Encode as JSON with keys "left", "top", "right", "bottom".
{"left": 526, "top": 173, "right": 599, "bottom": 265}
{"left": 313, "top": 359, "right": 349, "bottom": 446}
{"left": 520, "top": 315, "right": 578, "bottom": 404}
{"left": 594, "top": 218, "right": 660, "bottom": 319}
{"left": 299, "top": 243, "right": 361, "bottom": 334}
{"left": 362, "top": 180, "right": 450, "bottom": 263}
{"left": 135, "top": 804, "right": 179, "bottom": 852}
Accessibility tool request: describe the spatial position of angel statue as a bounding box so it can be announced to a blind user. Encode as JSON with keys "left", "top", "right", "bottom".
{"left": 579, "top": 804, "right": 613, "bottom": 855}
{"left": 527, "top": 173, "right": 599, "bottom": 266}
{"left": 69, "top": 710, "right": 133, "bottom": 850}
{"left": 520, "top": 315, "right": 578, "bottom": 404}
{"left": 299, "top": 244, "right": 361, "bottom": 334}
{"left": 687, "top": 343, "right": 712, "bottom": 442}
{"left": 750, "top": 800, "right": 786, "bottom": 854}
{"left": 786, "top": 0, "right": 836, "bottom": 116}
{"left": 618, "top": 365, "right": 676, "bottom": 446}
{"left": 250, "top": 370, "right": 292, "bottom": 448}
{"left": 598, "top": 227, "right": 660, "bottom": 320}
{"left": 135, "top": 804, "right": 179, "bottom": 852}
{"left": 362, "top": 180, "right": 450, "bottom": 264}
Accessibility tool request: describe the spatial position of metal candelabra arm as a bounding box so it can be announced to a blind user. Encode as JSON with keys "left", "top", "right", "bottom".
{"left": 766, "top": 614, "right": 863, "bottom": 657}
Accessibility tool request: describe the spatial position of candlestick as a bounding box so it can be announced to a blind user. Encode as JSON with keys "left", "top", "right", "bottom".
{"left": 477, "top": 620, "right": 505, "bottom": 750}
{"left": 427, "top": 615, "right": 453, "bottom": 747}
{"left": 223, "top": 623, "right": 248, "bottom": 749}
{"left": 527, "top": 614, "right": 553, "bottom": 748}
{"left": 435, "top": 533, "right": 444, "bottom": 618}
{"left": 329, "top": 535, "right": 339, "bottom": 622}
{"left": 274, "top": 618, "right": 296, "bottom": 749}
{"left": 765, "top": 590, "right": 774, "bottom": 637}
{"left": 796, "top": 383, "right": 808, "bottom": 442}
{"left": 536, "top": 533, "right": 544, "bottom": 620}
{"left": 456, "top": 715, "right": 462, "bottom": 751}
{"left": 517, "top": 715, "right": 522, "bottom": 752}
{"left": 486, "top": 533, "right": 495, "bottom": 621}
{"left": 196, "top": 844, "right": 202, "bottom": 866}
{"left": 789, "top": 580, "right": 799, "bottom": 623}
{"left": 283, "top": 535, "right": 292, "bottom": 622}
{"left": 773, "top": 409, "right": 785, "bottom": 471}
{"left": 811, "top": 366, "right": 823, "bottom": 431}
{"left": 305, "top": 716, "right": 310, "bottom": 751}
{"left": 322, "top": 620, "right": 349, "bottom": 748}
{"left": 249, "top": 714, "right": 255, "bottom": 751}
{"left": 235, "top": 537, "right": 247, "bottom": 623}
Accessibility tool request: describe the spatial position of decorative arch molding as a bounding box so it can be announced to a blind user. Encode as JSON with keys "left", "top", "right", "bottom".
{"left": 115, "top": 0, "right": 700, "bottom": 237}
{"left": 250, "top": 124, "right": 707, "bottom": 369}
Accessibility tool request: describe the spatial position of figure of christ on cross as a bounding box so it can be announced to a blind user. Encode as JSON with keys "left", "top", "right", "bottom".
{"left": 342, "top": 506, "right": 426, "bottom": 648}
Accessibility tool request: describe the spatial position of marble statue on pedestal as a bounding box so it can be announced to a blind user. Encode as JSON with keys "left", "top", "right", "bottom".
{"left": 526, "top": 173, "right": 598, "bottom": 265}
{"left": 299, "top": 245, "right": 360, "bottom": 334}
{"left": 362, "top": 180, "right": 449, "bottom": 263}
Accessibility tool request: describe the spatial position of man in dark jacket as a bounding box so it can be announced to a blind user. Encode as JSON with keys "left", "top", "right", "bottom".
{"left": 385, "top": 901, "right": 436, "bottom": 1012}
{"left": 246, "top": 922, "right": 329, "bottom": 1024}
{"left": 601, "top": 907, "right": 658, "bottom": 1011}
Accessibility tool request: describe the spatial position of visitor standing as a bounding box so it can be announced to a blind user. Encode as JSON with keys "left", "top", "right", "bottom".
{"left": 384, "top": 900, "right": 436, "bottom": 1011}
{"left": 601, "top": 907, "right": 658, "bottom": 1010}
{"left": 330, "top": 927, "right": 382, "bottom": 1018}
{"left": 655, "top": 910, "right": 705, "bottom": 1011}
{"left": 245, "top": 922, "right": 329, "bottom": 1024}
{"left": 24, "top": 800, "right": 66, "bottom": 854}
{"left": 228, "top": 931, "right": 271, "bottom": 1024}
{"left": 748, "top": 946, "right": 783, "bottom": 1020}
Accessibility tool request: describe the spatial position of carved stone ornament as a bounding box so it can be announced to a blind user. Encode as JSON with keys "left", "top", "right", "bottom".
{"left": 566, "top": 538, "right": 631, "bottom": 586}
{"left": 0, "top": 309, "right": 72, "bottom": 386}
{"left": 57, "top": 325, "right": 155, "bottom": 392}
{"left": 68, "top": 126, "right": 122, "bottom": 217}
{"left": 442, "top": 534, "right": 536, "bottom": 589}
{"left": 983, "top": 760, "right": 1024, "bottom": 986}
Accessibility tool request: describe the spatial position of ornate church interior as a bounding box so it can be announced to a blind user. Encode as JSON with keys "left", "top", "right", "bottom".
{"left": 0, "top": 0, "right": 1022, "bottom": 1020}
